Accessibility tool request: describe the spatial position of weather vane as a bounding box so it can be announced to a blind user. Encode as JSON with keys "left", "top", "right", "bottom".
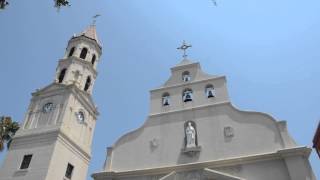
{"left": 92, "top": 14, "right": 101, "bottom": 25}
{"left": 177, "top": 40, "right": 192, "bottom": 59}
{"left": 211, "top": 0, "right": 217, "bottom": 6}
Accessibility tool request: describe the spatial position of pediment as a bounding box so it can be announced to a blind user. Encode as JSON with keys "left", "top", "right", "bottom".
{"left": 203, "top": 168, "right": 245, "bottom": 180}
{"left": 160, "top": 59, "right": 220, "bottom": 88}
{"left": 71, "top": 86, "right": 98, "bottom": 115}
{"left": 159, "top": 169, "right": 245, "bottom": 180}
{"left": 32, "top": 83, "right": 66, "bottom": 96}
{"left": 32, "top": 83, "right": 98, "bottom": 116}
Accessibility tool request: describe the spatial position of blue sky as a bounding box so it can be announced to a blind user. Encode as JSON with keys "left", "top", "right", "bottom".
{"left": 0, "top": 0, "right": 319, "bottom": 179}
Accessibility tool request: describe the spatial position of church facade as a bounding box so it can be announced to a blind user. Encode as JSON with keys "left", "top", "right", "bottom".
{"left": 0, "top": 25, "right": 316, "bottom": 180}
{"left": 92, "top": 59, "right": 316, "bottom": 179}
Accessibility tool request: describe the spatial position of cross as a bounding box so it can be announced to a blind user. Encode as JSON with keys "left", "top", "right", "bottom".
{"left": 92, "top": 14, "right": 101, "bottom": 25}
{"left": 177, "top": 40, "right": 192, "bottom": 59}
{"left": 212, "top": 0, "right": 217, "bottom": 6}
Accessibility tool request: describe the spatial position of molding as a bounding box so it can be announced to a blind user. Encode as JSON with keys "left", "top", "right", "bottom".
{"left": 203, "top": 168, "right": 245, "bottom": 180}
{"left": 159, "top": 171, "right": 176, "bottom": 180}
{"left": 112, "top": 101, "right": 292, "bottom": 153}
{"left": 149, "top": 101, "right": 230, "bottom": 117}
{"left": 181, "top": 146, "right": 202, "bottom": 156}
{"left": 59, "top": 57, "right": 98, "bottom": 77}
{"left": 11, "top": 127, "right": 91, "bottom": 164}
{"left": 150, "top": 76, "right": 226, "bottom": 92}
{"left": 92, "top": 146, "right": 311, "bottom": 179}
{"left": 32, "top": 83, "right": 68, "bottom": 97}
{"left": 31, "top": 83, "right": 98, "bottom": 118}
{"left": 70, "top": 85, "right": 99, "bottom": 117}
{"left": 170, "top": 62, "right": 200, "bottom": 71}
{"left": 69, "top": 35, "right": 102, "bottom": 52}
{"left": 58, "top": 128, "right": 91, "bottom": 163}
{"left": 13, "top": 126, "right": 60, "bottom": 142}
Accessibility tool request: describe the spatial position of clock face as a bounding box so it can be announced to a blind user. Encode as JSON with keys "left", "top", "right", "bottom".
{"left": 76, "top": 111, "right": 85, "bottom": 123}
{"left": 43, "top": 103, "right": 54, "bottom": 113}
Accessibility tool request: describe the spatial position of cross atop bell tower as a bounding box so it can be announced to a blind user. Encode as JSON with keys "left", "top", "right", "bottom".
{"left": 177, "top": 40, "right": 192, "bottom": 59}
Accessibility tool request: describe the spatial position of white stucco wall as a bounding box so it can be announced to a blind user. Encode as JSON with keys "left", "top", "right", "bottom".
{"left": 93, "top": 60, "right": 315, "bottom": 180}
{"left": 45, "top": 135, "right": 90, "bottom": 180}
{"left": 108, "top": 103, "right": 288, "bottom": 171}
{"left": 0, "top": 131, "right": 57, "bottom": 180}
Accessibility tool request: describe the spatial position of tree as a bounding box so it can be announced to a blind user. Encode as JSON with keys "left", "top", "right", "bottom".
{"left": 0, "top": 0, "right": 9, "bottom": 9}
{"left": 0, "top": 116, "right": 19, "bottom": 152}
{"left": 0, "top": 0, "right": 70, "bottom": 10}
{"left": 54, "top": 0, "right": 70, "bottom": 9}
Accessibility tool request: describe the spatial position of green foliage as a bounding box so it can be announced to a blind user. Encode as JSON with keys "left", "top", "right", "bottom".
{"left": 0, "top": 0, "right": 71, "bottom": 10}
{"left": 0, "top": 0, "right": 9, "bottom": 10}
{"left": 54, "top": 0, "right": 70, "bottom": 9}
{"left": 0, "top": 116, "right": 20, "bottom": 152}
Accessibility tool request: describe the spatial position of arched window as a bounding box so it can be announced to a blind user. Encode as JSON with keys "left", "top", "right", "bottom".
{"left": 162, "top": 92, "right": 170, "bottom": 106}
{"left": 68, "top": 47, "right": 75, "bottom": 57}
{"left": 182, "top": 71, "right": 191, "bottom": 82}
{"left": 84, "top": 76, "right": 91, "bottom": 92}
{"left": 80, "top": 48, "right": 88, "bottom": 59}
{"left": 183, "top": 88, "right": 193, "bottom": 102}
{"left": 58, "top": 68, "right": 67, "bottom": 83}
{"left": 205, "top": 84, "right": 215, "bottom": 98}
{"left": 91, "top": 54, "right": 96, "bottom": 65}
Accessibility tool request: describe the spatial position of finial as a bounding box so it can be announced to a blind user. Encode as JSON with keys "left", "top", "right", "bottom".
{"left": 211, "top": 0, "right": 218, "bottom": 6}
{"left": 177, "top": 40, "right": 192, "bottom": 59}
{"left": 92, "top": 14, "right": 101, "bottom": 25}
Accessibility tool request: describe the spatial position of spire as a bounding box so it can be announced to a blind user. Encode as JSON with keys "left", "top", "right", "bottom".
{"left": 73, "top": 25, "right": 101, "bottom": 47}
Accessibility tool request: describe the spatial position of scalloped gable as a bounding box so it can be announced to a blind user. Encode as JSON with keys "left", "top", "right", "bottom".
{"left": 162, "top": 59, "right": 219, "bottom": 88}
{"left": 95, "top": 60, "right": 315, "bottom": 180}
{"left": 106, "top": 102, "right": 299, "bottom": 172}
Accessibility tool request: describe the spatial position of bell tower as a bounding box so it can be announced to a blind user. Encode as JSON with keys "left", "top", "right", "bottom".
{"left": 0, "top": 25, "right": 102, "bottom": 180}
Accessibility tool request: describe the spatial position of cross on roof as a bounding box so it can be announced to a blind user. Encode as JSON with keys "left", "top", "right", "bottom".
{"left": 177, "top": 40, "right": 192, "bottom": 59}
{"left": 92, "top": 14, "right": 101, "bottom": 25}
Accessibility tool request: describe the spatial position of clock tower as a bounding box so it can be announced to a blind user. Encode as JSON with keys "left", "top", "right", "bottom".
{"left": 0, "top": 25, "right": 102, "bottom": 180}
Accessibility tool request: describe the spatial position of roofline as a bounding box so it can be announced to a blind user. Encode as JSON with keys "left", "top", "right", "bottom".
{"left": 70, "top": 35, "right": 102, "bottom": 50}
{"left": 92, "top": 147, "right": 311, "bottom": 178}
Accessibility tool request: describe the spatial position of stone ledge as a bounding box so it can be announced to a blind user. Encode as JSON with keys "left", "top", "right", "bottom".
{"left": 92, "top": 146, "right": 311, "bottom": 179}
{"left": 181, "top": 146, "right": 202, "bottom": 156}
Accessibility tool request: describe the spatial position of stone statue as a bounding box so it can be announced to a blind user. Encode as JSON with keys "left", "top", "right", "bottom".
{"left": 186, "top": 122, "right": 196, "bottom": 148}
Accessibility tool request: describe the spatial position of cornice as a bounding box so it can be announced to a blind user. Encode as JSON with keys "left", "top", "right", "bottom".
{"left": 69, "top": 35, "right": 102, "bottom": 52}
{"left": 59, "top": 57, "right": 98, "bottom": 77}
{"left": 12, "top": 127, "right": 91, "bottom": 163}
{"left": 92, "top": 146, "right": 311, "bottom": 179}
{"left": 12, "top": 126, "right": 60, "bottom": 145}
{"left": 170, "top": 62, "right": 200, "bottom": 71}
{"left": 150, "top": 76, "right": 226, "bottom": 92}
{"left": 149, "top": 101, "right": 230, "bottom": 117}
{"left": 70, "top": 86, "right": 99, "bottom": 117}
{"left": 31, "top": 83, "right": 98, "bottom": 118}
{"left": 58, "top": 128, "right": 91, "bottom": 163}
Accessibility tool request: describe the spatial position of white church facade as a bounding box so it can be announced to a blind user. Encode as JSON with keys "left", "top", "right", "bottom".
{"left": 91, "top": 57, "right": 316, "bottom": 180}
{"left": 0, "top": 26, "right": 316, "bottom": 180}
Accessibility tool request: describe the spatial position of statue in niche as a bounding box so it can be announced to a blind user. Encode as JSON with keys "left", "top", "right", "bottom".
{"left": 185, "top": 121, "right": 197, "bottom": 148}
